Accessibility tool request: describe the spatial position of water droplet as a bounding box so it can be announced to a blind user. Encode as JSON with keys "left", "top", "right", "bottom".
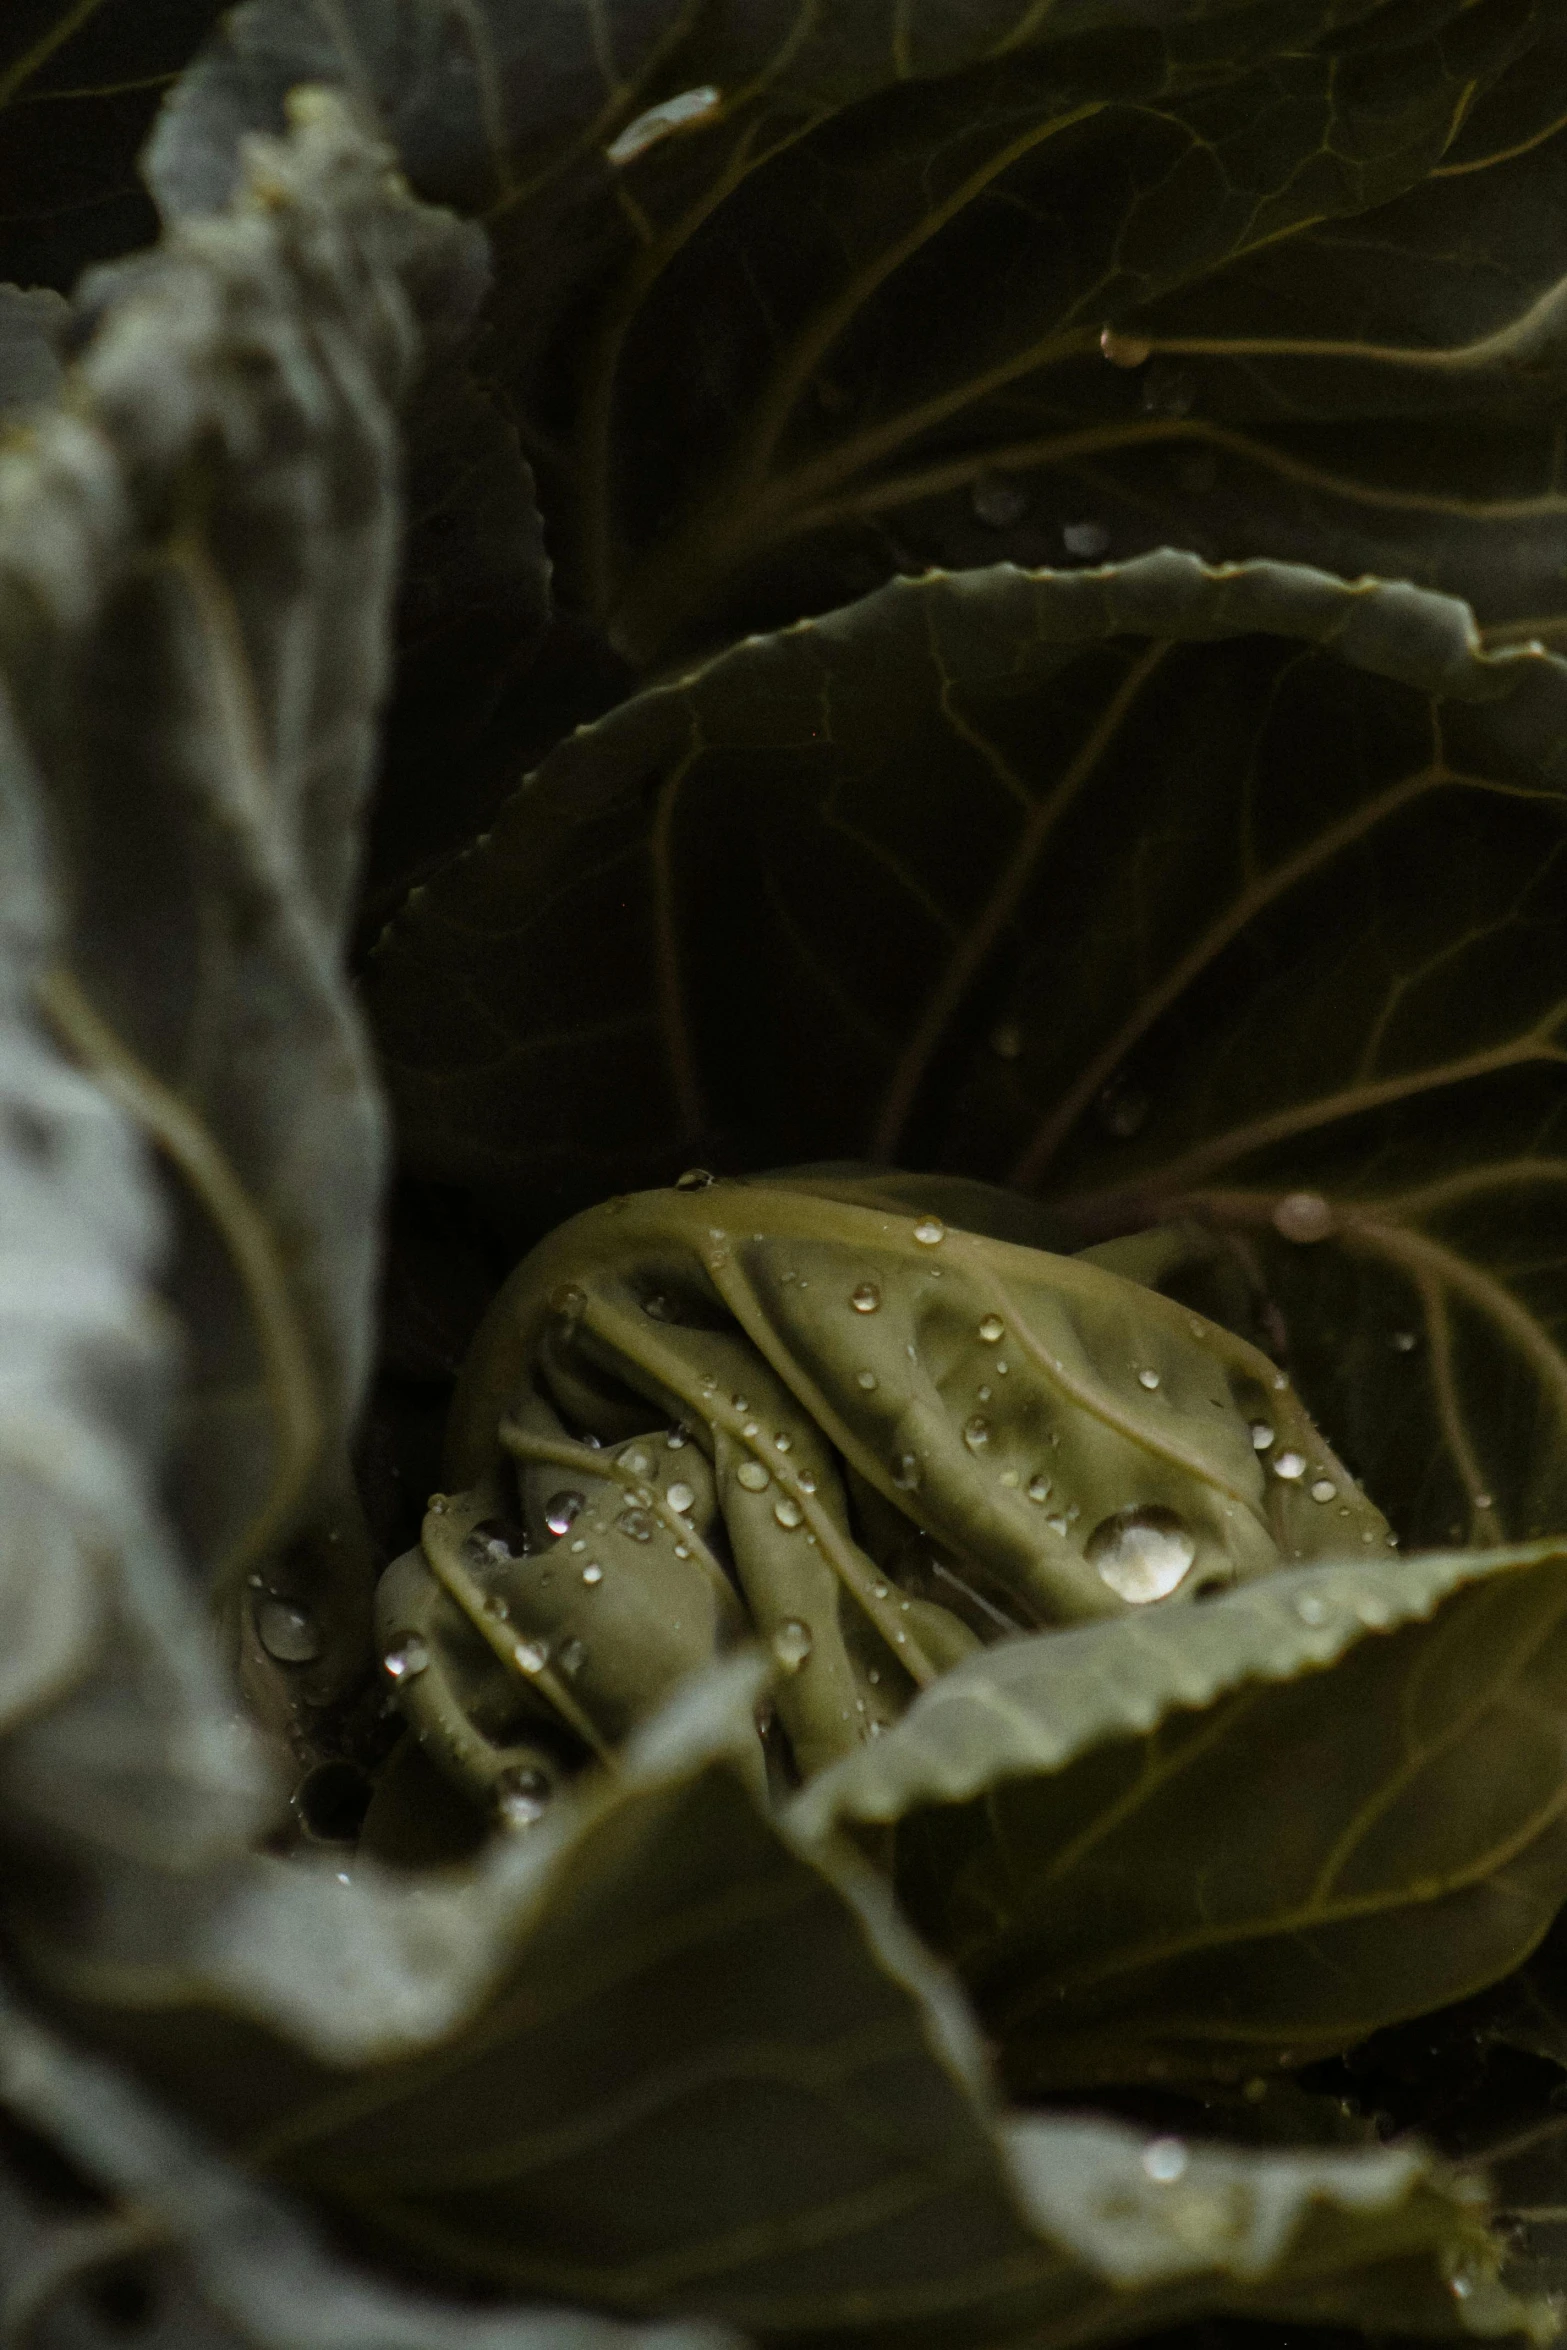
{"left": 1294, "top": 1592, "right": 1328, "bottom": 1625}
{"left": 606, "top": 83, "right": 721, "bottom": 166}
{"left": 1310, "top": 1478, "right": 1337, "bottom": 1503}
{"left": 1250, "top": 1421, "right": 1274, "bottom": 1451}
{"left": 383, "top": 1635, "right": 429, "bottom": 1682}
{"left": 913, "top": 1216, "right": 945, "bottom": 1246}
{"left": 736, "top": 1461, "right": 770, "bottom": 1491}
{"left": 772, "top": 1618, "right": 814, "bottom": 1671}
{"left": 514, "top": 1636, "right": 550, "bottom": 1674}
{"left": 482, "top": 1592, "right": 510, "bottom": 1620}
{"left": 892, "top": 1451, "right": 922, "bottom": 1490}
{"left": 543, "top": 1490, "right": 584, "bottom": 1537}
{"left": 257, "top": 1598, "right": 321, "bottom": 1664}
{"left": 581, "top": 1561, "right": 604, "bottom": 1586}
{"left": 996, "top": 1359, "right": 1008, "bottom": 1374}
{"left": 1140, "top": 361, "right": 1196, "bottom": 417}
{"left": 731, "top": 1394, "right": 750, "bottom": 1412}
{"left": 1098, "top": 1081, "right": 1148, "bottom": 1138}
{"left": 549, "top": 1283, "right": 585, "bottom": 1318}
{"left": 971, "top": 472, "right": 1029, "bottom": 527}
{"left": 558, "top": 1636, "right": 587, "bottom": 1676}
{"left": 850, "top": 1281, "right": 881, "bottom": 1313}
{"left": 1474, "top": 1491, "right": 1493, "bottom": 1510}
{"left": 773, "top": 1495, "right": 804, "bottom": 1529}
{"left": 1137, "top": 1368, "right": 1161, "bottom": 1391}
{"left": 618, "top": 1446, "right": 652, "bottom": 1477}
{"left": 666, "top": 1480, "right": 696, "bottom": 1515}
{"left": 675, "top": 1166, "right": 715, "bottom": 1190}
{"left": 642, "top": 1292, "right": 674, "bottom": 1321}
{"left": 990, "top": 1020, "right": 1024, "bottom": 1059}
{"left": 1142, "top": 2137, "right": 1189, "bottom": 2183}
{"left": 1390, "top": 1329, "right": 1418, "bottom": 1353}
{"left": 1273, "top": 1191, "right": 1334, "bottom": 1244}
{"left": 496, "top": 1765, "right": 551, "bottom": 1827}
{"left": 799, "top": 1470, "right": 817, "bottom": 1494}
{"left": 1273, "top": 1450, "right": 1306, "bottom": 1481}
{"left": 1088, "top": 1507, "right": 1196, "bottom": 1604}
{"left": 466, "top": 1518, "right": 527, "bottom": 1567}
{"left": 1063, "top": 519, "right": 1110, "bottom": 559}
{"left": 1045, "top": 1512, "right": 1069, "bottom": 1535}
{"left": 857, "top": 1369, "right": 878, "bottom": 1390}
{"left": 665, "top": 1425, "right": 690, "bottom": 1450}
{"left": 617, "top": 1507, "right": 655, "bottom": 1541}
{"left": 773, "top": 1431, "right": 793, "bottom": 1451}
{"left": 978, "top": 1314, "right": 1005, "bottom": 1344}
{"left": 1026, "top": 1472, "right": 1052, "bottom": 1504}
{"left": 426, "top": 1495, "right": 449, "bottom": 1515}
{"left": 964, "top": 1414, "right": 992, "bottom": 1452}
{"left": 1100, "top": 324, "right": 1152, "bottom": 368}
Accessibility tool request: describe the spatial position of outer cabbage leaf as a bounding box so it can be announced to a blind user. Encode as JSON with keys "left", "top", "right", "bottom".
{"left": 147, "top": 0, "right": 1567, "bottom": 661}
{"left": 366, "top": 553, "right": 1567, "bottom": 1559}
{"left": 796, "top": 1538, "right": 1567, "bottom": 2096}
{"left": 14, "top": 1663, "right": 1514, "bottom": 2347}
{"left": 0, "top": 86, "right": 491, "bottom": 1713}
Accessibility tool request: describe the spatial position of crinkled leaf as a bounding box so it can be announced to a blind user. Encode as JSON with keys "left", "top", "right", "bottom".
{"left": 0, "top": 92, "right": 488, "bottom": 1665}
{"left": 795, "top": 1538, "right": 1567, "bottom": 2098}
{"left": 12, "top": 1662, "right": 1510, "bottom": 2346}
{"left": 150, "top": 0, "right": 1567, "bottom": 662}
{"left": 366, "top": 553, "right": 1567, "bottom": 1557}
{"left": 379, "top": 1174, "right": 1387, "bottom": 1805}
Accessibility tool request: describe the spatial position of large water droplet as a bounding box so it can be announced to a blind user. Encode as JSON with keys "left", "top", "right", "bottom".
{"left": 1088, "top": 1507, "right": 1196, "bottom": 1604}
{"left": 913, "top": 1216, "right": 945, "bottom": 1246}
{"left": 1142, "top": 2137, "right": 1189, "bottom": 2183}
{"left": 383, "top": 1635, "right": 429, "bottom": 1682}
{"left": 971, "top": 472, "right": 1029, "bottom": 527}
{"left": 736, "top": 1461, "right": 770, "bottom": 1491}
{"left": 1062, "top": 519, "right": 1110, "bottom": 559}
{"left": 1273, "top": 1191, "right": 1334, "bottom": 1244}
{"left": 964, "top": 1414, "right": 991, "bottom": 1452}
{"left": 544, "top": 1490, "right": 585, "bottom": 1537}
{"left": 850, "top": 1281, "right": 881, "bottom": 1313}
{"left": 257, "top": 1598, "right": 321, "bottom": 1664}
{"left": 978, "top": 1314, "right": 1005, "bottom": 1344}
{"left": 1310, "top": 1478, "right": 1337, "bottom": 1503}
{"left": 466, "top": 1518, "right": 527, "bottom": 1567}
{"left": 1273, "top": 1450, "right": 1306, "bottom": 1481}
{"left": 772, "top": 1618, "right": 813, "bottom": 1671}
{"left": 496, "top": 1765, "right": 551, "bottom": 1827}
{"left": 1100, "top": 324, "right": 1152, "bottom": 368}
{"left": 675, "top": 1166, "right": 715, "bottom": 1190}
{"left": 514, "top": 1636, "right": 550, "bottom": 1674}
{"left": 666, "top": 1480, "right": 696, "bottom": 1515}
{"left": 1137, "top": 1368, "right": 1161, "bottom": 1391}
{"left": 773, "top": 1495, "right": 804, "bottom": 1529}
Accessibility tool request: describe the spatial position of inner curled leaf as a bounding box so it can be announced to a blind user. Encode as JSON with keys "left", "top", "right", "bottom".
{"left": 377, "top": 1170, "right": 1389, "bottom": 1814}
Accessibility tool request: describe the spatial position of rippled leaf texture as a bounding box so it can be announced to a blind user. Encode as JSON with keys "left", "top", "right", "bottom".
{"left": 150, "top": 0, "right": 1567, "bottom": 663}
{"left": 367, "top": 553, "right": 1567, "bottom": 1557}
{"left": 0, "top": 94, "right": 495, "bottom": 1640}
{"left": 20, "top": 1663, "right": 1503, "bottom": 2345}
{"left": 796, "top": 1537, "right": 1567, "bottom": 2097}
{"left": 0, "top": 1, "right": 229, "bottom": 293}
